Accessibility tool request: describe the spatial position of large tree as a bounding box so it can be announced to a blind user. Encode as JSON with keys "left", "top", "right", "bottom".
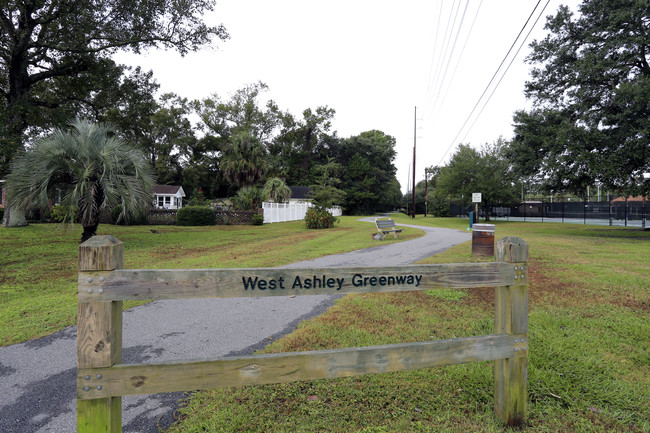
{"left": 332, "top": 130, "right": 401, "bottom": 215}
{"left": 5, "top": 119, "right": 155, "bottom": 242}
{"left": 436, "top": 141, "right": 520, "bottom": 221}
{"left": 508, "top": 0, "right": 650, "bottom": 197}
{"left": 196, "top": 82, "right": 280, "bottom": 148}
{"left": 0, "top": 0, "right": 228, "bottom": 177}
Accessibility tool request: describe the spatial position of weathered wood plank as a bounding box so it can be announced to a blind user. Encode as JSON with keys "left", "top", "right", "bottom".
{"left": 494, "top": 237, "right": 529, "bottom": 427}
{"left": 77, "top": 334, "right": 527, "bottom": 400}
{"left": 77, "top": 236, "right": 124, "bottom": 433}
{"left": 78, "top": 262, "right": 528, "bottom": 302}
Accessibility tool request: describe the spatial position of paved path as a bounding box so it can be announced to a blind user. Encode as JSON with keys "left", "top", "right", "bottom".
{"left": 0, "top": 220, "right": 470, "bottom": 433}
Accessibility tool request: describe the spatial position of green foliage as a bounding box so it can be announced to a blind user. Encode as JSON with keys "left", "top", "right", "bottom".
{"left": 509, "top": 0, "right": 650, "bottom": 196}
{"left": 50, "top": 205, "right": 70, "bottom": 223}
{"left": 305, "top": 205, "right": 338, "bottom": 229}
{"left": 5, "top": 118, "right": 155, "bottom": 240}
{"left": 332, "top": 130, "right": 401, "bottom": 214}
{"left": 220, "top": 132, "right": 268, "bottom": 188}
{"left": 310, "top": 158, "right": 346, "bottom": 208}
{"left": 111, "top": 204, "right": 148, "bottom": 225}
{"left": 187, "top": 188, "right": 210, "bottom": 206}
{"left": 262, "top": 177, "right": 291, "bottom": 203}
{"left": 435, "top": 141, "right": 519, "bottom": 220}
{"left": 176, "top": 206, "right": 215, "bottom": 226}
{"left": 231, "top": 186, "right": 264, "bottom": 211}
{"left": 268, "top": 105, "right": 336, "bottom": 185}
{"left": 251, "top": 213, "right": 264, "bottom": 225}
{"left": 0, "top": 0, "right": 228, "bottom": 177}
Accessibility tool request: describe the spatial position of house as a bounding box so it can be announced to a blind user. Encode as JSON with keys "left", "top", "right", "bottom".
{"left": 153, "top": 185, "right": 185, "bottom": 210}
{"left": 288, "top": 186, "right": 312, "bottom": 203}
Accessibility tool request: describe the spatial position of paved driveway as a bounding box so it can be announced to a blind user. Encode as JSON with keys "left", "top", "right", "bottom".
{"left": 0, "top": 220, "right": 470, "bottom": 433}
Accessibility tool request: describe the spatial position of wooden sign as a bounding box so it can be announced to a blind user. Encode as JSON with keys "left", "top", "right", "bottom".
{"left": 78, "top": 262, "right": 527, "bottom": 302}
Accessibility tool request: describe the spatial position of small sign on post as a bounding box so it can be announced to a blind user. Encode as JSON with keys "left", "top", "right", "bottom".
{"left": 472, "top": 193, "right": 481, "bottom": 223}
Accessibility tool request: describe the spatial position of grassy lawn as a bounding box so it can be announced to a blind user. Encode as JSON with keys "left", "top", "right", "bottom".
{"left": 0, "top": 217, "right": 422, "bottom": 347}
{"left": 167, "top": 216, "right": 650, "bottom": 433}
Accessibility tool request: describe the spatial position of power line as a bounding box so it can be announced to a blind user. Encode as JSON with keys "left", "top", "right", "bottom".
{"left": 459, "top": 0, "right": 551, "bottom": 144}
{"left": 439, "top": 0, "right": 484, "bottom": 108}
{"left": 425, "top": 1, "right": 446, "bottom": 98}
{"left": 434, "top": 0, "right": 471, "bottom": 106}
{"left": 427, "top": 0, "right": 459, "bottom": 112}
{"left": 435, "top": 0, "right": 544, "bottom": 166}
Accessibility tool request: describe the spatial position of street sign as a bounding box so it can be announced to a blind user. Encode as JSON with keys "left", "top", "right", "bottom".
{"left": 472, "top": 193, "right": 482, "bottom": 203}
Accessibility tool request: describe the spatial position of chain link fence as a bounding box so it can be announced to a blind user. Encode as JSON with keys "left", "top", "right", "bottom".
{"left": 449, "top": 198, "right": 647, "bottom": 228}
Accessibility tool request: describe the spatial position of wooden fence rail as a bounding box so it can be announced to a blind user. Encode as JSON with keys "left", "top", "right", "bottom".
{"left": 77, "top": 235, "right": 529, "bottom": 432}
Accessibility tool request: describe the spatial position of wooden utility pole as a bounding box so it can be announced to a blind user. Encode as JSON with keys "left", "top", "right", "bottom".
{"left": 412, "top": 106, "right": 416, "bottom": 219}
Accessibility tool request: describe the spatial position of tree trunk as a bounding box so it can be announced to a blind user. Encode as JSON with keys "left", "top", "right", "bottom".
{"left": 2, "top": 204, "right": 28, "bottom": 227}
{"left": 80, "top": 223, "right": 99, "bottom": 243}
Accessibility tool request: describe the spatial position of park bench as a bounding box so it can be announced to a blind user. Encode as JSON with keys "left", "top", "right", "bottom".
{"left": 374, "top": 217, "right": 403, "bottom": 240}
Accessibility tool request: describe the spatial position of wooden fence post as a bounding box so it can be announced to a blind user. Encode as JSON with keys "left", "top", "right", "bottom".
{"left": 77, "top": 235, "right": 124, "bottom": 433}
{"left": 494, "top": 236, "right": 529, "bottom": 426}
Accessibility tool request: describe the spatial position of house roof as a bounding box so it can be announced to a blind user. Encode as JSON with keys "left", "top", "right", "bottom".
{"left": 153, "top": 185, "right": 185, "bottom": 196}
{"left": 612, "top": 196, "right": 647, "bottom": 202}
{"left": 289, "top": 186, "right": 312, "bottom": 200}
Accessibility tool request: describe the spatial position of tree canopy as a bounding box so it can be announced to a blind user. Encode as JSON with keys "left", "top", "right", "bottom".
{"left": 508, "top": 0, "right": 650, "bottom": 197}
{"left": 436, "top": 142, "right": 519, "bottom": 220}
{"left": 5, "top": 119, "right": 155, "bottom": 241}
{"left": 0, "top": 0, "right": 228, "bottom": 176}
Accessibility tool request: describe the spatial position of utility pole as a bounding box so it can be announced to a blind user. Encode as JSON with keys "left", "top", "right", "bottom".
{"left": 412, "top": 106, "right": 416, "bottom": 219}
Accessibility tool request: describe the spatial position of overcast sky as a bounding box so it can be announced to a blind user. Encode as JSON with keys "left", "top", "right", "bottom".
{"left": 114, "top": 0, "right": 582, "bottom": 192}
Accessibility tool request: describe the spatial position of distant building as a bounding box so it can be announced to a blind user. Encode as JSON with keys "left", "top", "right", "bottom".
{"left": 612, "top": 196, "right": 647, "bottom": 202}
{"left": 288, "top": 186, "right": 312, "bottom": 204}
{"left": 153, "top": 185, "right": 185, "bottom": 210}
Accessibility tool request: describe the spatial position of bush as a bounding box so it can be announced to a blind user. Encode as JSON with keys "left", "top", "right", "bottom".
{"left": 251, "top": 213, "right": 264, "bottom": 226}
{"left": 50, "top": 204, "right": 67, "bottom": 223}
{"left": 177, "top": 206, "right": 215, "bottom": 226}
{"left": 305, "top": 205, "right": 338, "bottom": 229}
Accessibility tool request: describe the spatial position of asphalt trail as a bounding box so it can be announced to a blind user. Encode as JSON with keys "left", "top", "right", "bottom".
{"left": 0, "top": 220, "right": 470, "bottom": 433}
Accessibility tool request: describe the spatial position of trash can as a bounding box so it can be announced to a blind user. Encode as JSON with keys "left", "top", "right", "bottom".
{"left": 472, "top": 223, "right": 495, "bottom": 256}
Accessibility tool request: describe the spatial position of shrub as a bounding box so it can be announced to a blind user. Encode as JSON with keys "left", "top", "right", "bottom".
{"left": 177, "top": 206, "right": 215, "bottom": 226}
{"left": 231, "top": 186, "right": 263, "bottom": 210}
{"left": 305, "top": 205, "right": 338, "bottom": 229}
{"left": 50, "top": 204, "right": 68, "bottom": 223}
{"left": 251, "top": 213, "right": 264, "bottom": 226}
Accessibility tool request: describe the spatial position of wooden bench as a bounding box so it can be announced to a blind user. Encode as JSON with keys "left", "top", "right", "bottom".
{"left": 374, "top": 218, "right": 403, "bottom": 239}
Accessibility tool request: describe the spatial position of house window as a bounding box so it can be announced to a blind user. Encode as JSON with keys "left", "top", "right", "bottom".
{"left": 158, "top": 196, "right": 164, "bottom": 207}
{"left": 164, "top": 196, "right": 171, "bottom": 207}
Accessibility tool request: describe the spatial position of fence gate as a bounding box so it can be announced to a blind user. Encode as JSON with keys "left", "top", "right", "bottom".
{"left": 76, "top": 236, "right": 529, "bottom": 432}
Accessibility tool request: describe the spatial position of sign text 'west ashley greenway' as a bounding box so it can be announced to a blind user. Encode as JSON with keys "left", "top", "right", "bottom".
{"left": 241, "top": 273, "right": 423, "bottom": 291}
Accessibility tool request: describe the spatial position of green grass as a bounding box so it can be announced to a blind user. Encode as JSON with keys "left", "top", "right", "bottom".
{"left": 166, "top": 217, "right": 650, "bottom": 433}
{"left": 0, "top": 217, "right": 422, "bottom": 346}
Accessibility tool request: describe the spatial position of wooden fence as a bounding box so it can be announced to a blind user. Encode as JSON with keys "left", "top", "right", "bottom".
{"left": 76, "top": 235, "right": 529, "bottom": 432}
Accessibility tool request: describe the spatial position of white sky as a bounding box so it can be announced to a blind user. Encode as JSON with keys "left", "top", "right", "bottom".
{"left": 114, "top": 0, "right": 582, "bottom": 193}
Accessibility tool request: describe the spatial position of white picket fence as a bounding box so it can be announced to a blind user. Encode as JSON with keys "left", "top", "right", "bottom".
{"left": 262, "top": 202, "right": 342, "bottom": 223}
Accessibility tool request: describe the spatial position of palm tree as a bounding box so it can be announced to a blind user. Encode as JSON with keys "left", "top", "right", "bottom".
{"left": 262, "top": 177, "right": 291, "bottom": 203}
{"left": 5, "top": 118, "right": 155, "bottom": 242}
{"left": 220, "top": 131, "right": 268, "bottom": 188}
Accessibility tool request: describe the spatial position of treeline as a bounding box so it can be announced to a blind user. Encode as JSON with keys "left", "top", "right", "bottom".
{"left": 98, "top": 81, "right": 400, "bottom": 214}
